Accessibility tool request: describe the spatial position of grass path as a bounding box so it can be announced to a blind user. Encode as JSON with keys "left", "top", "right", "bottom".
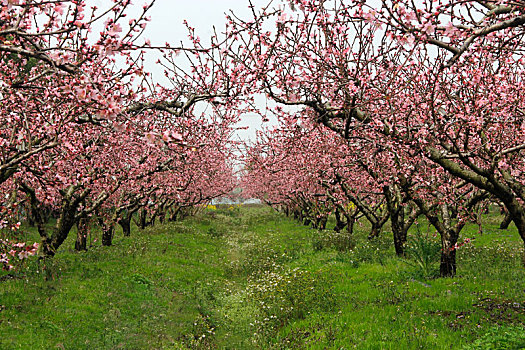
{"left": 1, "top": 206, "right": 524, "bottom": 349}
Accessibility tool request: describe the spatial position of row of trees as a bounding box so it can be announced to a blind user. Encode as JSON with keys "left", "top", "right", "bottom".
{"left": 237, "top": 0, "right": 525, "bottom": 277}
{"left": 0, "top": 0, "right": 244, "bottom": 269}
{"left": 1, "top": 0, "right": 525, "bottom": 278}
{"left": 242, "top": 116, "right": 491, "bottom": 276}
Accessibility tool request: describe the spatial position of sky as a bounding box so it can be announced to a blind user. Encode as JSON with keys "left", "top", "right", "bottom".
{"left": 140, "top": 0, "right": 281, "bottom": 143}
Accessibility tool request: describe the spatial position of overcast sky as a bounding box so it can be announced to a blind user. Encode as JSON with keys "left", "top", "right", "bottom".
{"left": 142, "top": 0, "right": 280, "bottom": 143}
{"left": 87, "top": 0, "right": 279, "bottom": 141}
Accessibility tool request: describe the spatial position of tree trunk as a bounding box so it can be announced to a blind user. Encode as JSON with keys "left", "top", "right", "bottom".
{"left": 392, "top": 223, "right": 406, "bottom": 257}
{"left": 137, "top": 208, "right": 147, "bottom": 229}
{"left": 150, "top": 214, "right": 156, "bottom": 227}
{"left": 510, "top": 211, "right": 525, "bottom": 268}
{"left": 75, "top": 217, "right": 89, "bottom": 251}
{"left": 366, "top": 210, "right": 389, "bottom": 240}
{"left": 440, "top": 243, "right": 457, "bottom": 277}
{"left": 120, "top": 218, "right": 131, "bottom": 237}
{"left": 390, "top": 208, "right": 418, "bottom": 257}
{"left": 119, "top": 213, "right": 133, "bottom": 237}
{"left": 45, "top": 208, "right": 78, "bottom": 256}
{"left": 368, "top": 223, "right": 382, "bottom": 240}
{"left": 388, "top": 203, "right": 406, "bottom": 256}
{"left": 384, "top": 185, "right": 408, "bottom": 257}
{"left": 319, "top": 216, "right": 327, "bottom": 230}
{"left": 101, "top": 223, "right": 115, "bottom": 246}
{"left": 168, "top": 206, "right": 181, "bottom": 222}
{"left": 41, "top": 237, "right": 54, "bottom": 257}
{"left": 500, "top": 210, "right": 512, "bottom": 229}
{"left": 504, "top": 200, "right": 525, "bottom": 267}
{"left": 438, "top": 205, "right": 460, "bottom": 277}
{"left": 20, "top": 183, "right": 94, "bottom": 257}
{"left": 346, "top": 216, "right": 354, "bottom": 234}
{"left": 334, "top": 208, "right": 346, "bottom": 232}
{"left": 158, "top": 210, "right": 166, "bottom": 224}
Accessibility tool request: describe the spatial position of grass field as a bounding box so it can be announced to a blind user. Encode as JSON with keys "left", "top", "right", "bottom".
{"left": 1, "top": 205, "right": 524, "bottom": 349}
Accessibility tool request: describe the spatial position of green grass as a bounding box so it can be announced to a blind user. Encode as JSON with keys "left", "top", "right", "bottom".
{"left": 1, "top": 206, "right": 524, "bottom": 349}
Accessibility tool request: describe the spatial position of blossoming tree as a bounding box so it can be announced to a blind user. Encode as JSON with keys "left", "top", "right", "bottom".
{"left": 232, "top": 0, "right": 525, "bottom": 276}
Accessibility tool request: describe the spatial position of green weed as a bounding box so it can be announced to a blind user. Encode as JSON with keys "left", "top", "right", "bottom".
{"left": 463, "top": 325, "right": 525, "bottom": 349}
{"left": 1, "top": 205, "right": 524, "bottom": 349}
{"left": 403, "top": 224, "right": 442, "bottom": 279}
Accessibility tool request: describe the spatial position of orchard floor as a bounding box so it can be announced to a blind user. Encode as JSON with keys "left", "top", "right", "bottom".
{"left": 1, "top": 205, "right": 524, "bottom": 349}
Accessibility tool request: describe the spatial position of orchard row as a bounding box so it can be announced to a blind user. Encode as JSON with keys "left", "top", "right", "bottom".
{"left": 0, "top": 0, "right": 244, "bottom": 269}
{"left": 237, "top": 0, "right": 525, "bottom": 277}
{"left": 2, "top": 0, "right": 525, "bottom": 278}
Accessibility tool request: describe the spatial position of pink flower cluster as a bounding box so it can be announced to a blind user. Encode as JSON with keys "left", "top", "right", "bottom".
{"left": 1, "top": 239, "right": 39, "bottom": 271}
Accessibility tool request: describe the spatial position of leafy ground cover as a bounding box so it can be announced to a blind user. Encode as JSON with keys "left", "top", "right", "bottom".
{"left": 1, "top": 205, "right": 524, "bottom": 349}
